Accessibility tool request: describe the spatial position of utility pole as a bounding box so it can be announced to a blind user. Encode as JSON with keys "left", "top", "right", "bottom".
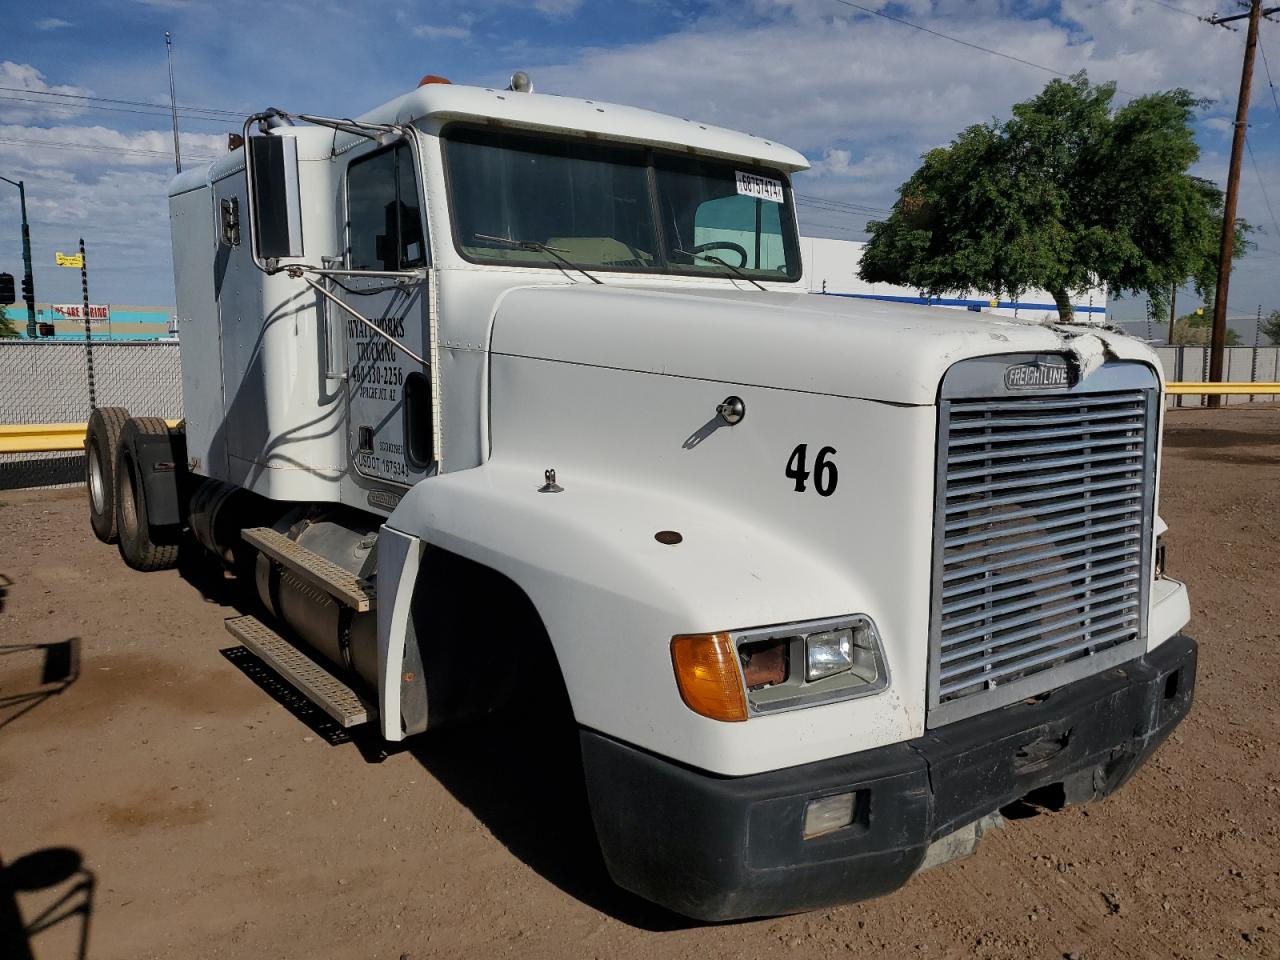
{"left": 1168, "top": 284, "right": 1176, "bottom": 345}
{"left": 1204, "top": 0, "right": 1277, "bottom": 407}
{"left": 165, "top": 31, "right": 182, "bottom": 174}
{"left": 0, "top": 175, "right": 37, "bottom": 338}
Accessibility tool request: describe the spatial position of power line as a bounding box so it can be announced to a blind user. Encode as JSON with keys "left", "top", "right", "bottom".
{"left": 0, "top": 134, "right": 218, "bottom": 161}
{"left": 1136, "top": 0, "right": 1209, "bottom": 20}
{"left": 827, "top": 0, "right": 1143, "bottom": 97}
{"left": 0, "top": 84, "right": 244, "bottom": 119}
{"left": 0, "top": 92, "right": 240, "bottom": 125}
{"left": 796, "top": 203, "right": 881, "bottom": 221}
{"left": 1245, "top": 136, "right": 1280, "bottom": 245}
{"left": 797, "top": 217, "right": 872, "bottom": 235}
{"left": 1259, "top": 37, "right": 1280, "bottom": 117}
{"left": 796, "top": 193, "right": 891, "bottom": 216}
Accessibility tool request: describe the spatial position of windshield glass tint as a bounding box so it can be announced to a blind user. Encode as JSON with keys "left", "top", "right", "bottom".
{"left": 443, "top": 126, "right": 799, "bottom": 280}
{"left": 656, "top": 155, "right": 793, "bottom": 277}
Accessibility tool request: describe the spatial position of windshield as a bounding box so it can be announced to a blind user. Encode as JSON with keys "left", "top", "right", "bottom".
{"left": 443, "top": 125, "right": 800, "bottom": 281}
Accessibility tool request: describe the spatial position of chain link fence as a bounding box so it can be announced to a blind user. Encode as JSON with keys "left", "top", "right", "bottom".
{"left": 0, "top": 340, "right": 183, "bottom": 490}
{"left": 1153, "top": 345, "right": 1280, "bottom": 407}
{"left": 0, "top": 339, "right": 1275, "bottom": 491}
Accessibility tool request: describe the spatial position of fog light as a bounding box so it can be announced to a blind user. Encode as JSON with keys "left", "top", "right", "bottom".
{"left": 806, "top": 628, "right": 854, "bottom": 681}
{"left": 804, "top": 792, "right": 855, "bottom": 839}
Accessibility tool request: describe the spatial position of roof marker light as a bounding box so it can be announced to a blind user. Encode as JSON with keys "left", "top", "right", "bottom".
{"left": 418, "top": 75, "right": 452, "bottom": 86}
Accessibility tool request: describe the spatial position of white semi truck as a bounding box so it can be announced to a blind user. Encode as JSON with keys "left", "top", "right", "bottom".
{"left": 85, "top": 74, "right": 1196, "bottom": 921}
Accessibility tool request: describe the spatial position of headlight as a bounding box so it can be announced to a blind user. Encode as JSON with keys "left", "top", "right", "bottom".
{"left": 806, "top": 628, "right": 854, "bottom": 681}
{"left": 808, "top": 621, "right": 884, "bottom": 684}
{"left": 673, "top": 615, "right": 889, "bottom": 720}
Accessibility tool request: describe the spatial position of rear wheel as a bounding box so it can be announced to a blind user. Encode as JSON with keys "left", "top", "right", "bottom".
{"left": 115, "top": 418, "right": 180, "bottom": 572}
{"left": 85, "top": 406, "right": 130, "bottom": 543}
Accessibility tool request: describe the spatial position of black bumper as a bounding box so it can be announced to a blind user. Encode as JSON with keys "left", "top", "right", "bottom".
{"left": 581, "top": 633, "right": 1196, "bottom": 922}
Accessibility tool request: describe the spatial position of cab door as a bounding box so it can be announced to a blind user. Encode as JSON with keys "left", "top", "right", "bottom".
{"left": 338, "top": 138, "right": 436, "bottom": 491}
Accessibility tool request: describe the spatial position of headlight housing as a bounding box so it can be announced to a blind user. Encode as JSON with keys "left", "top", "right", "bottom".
{"left": 673, "top": 615, "right": 889, "bottom": 720}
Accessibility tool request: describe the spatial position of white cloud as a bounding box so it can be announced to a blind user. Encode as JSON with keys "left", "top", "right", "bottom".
{"left": 412, "top": 23, "right": 471, "bottom": 40}
{"left": 532, "top": 0, "right": 584, "bottom": 16}
{"left": 806, "top": 147, "right": 905, "bottom": 180}
{"left": 0, "top": 123, "right": 225, "bottom": 168}
{"left": 1, "top": 4, "right": 1275, "bottom": 311}
{"left": 0, "top": 61, "right": 92, "bottom": 124}
{"left": 34, "top": 17, "right": 73, "bottom": 30}
{"left": 0, "top": 121, "right": 227, "bottom": 303}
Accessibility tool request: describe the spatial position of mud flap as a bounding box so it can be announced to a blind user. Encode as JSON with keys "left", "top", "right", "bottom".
{"left": 376, "top": 526, "right": 426, "bottom": 741}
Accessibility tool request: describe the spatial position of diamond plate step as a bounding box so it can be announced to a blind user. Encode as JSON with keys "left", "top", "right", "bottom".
{"left": 242, "top": 527, "right": 375, "bottom": 612}
{"left": 224, "top": 615, "right": 373, "bottom": 728}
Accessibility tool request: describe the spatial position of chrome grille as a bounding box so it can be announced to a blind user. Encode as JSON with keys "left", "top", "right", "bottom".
{"left": 928, "top": 360, "right": 1157, "bottom": 727}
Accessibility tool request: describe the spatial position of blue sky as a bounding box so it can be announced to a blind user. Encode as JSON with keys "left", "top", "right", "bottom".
{"left": 1, "top": 0, "right": 1277, "bottom": 323}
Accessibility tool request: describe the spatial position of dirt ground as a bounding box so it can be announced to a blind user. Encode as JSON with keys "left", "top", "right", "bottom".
{"left": 1, "top": 405, "right": 1277, "bottom": 960}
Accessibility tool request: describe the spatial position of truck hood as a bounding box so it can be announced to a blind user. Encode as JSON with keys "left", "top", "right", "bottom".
{"left": 488, "top": 284, "right": 1159, "bottom": 406}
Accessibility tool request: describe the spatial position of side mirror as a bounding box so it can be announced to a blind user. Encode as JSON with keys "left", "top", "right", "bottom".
{"left": 246, "top": 133, "right": 304, "bottom": 262}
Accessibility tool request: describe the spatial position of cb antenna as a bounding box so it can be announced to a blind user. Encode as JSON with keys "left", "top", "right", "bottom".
{"left": 165, "top": 31, "right": 182, "bottom": 174}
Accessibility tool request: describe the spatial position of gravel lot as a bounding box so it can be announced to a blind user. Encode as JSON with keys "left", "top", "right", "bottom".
{"left": 2, "top": 405, "right": 1277, "bottom": 960}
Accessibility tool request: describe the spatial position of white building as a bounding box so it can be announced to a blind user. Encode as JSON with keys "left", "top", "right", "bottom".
{"left": 801, "top": 236, "right": 1107, "bottom": 321}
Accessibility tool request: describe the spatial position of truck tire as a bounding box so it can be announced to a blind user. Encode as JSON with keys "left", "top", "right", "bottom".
{"left": 114, "top": 418, "right": 180, "bottom": 572}
{"left": 85, "top": 406, "right": 131, "bottom": 543}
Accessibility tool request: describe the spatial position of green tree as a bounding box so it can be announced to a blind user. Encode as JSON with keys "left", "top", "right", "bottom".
{"left": 1169, "top": 309, "right": 1240, "bottom": 346}
{"left": 1263, "top": 309, "right": 1280, "bottom": 345}
{"left": 859, "top": 73, "right": 1242, "bottom": 321}
{"left": 0, "top": 303, "right": 20, "bottom": 339}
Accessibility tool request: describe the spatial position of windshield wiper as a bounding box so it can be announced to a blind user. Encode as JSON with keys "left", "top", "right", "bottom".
{"left": 473, "top": 233, "right": 602, "bottom": 285}
{"left": 673, "top": 248, "right": 768, "bottom": 292}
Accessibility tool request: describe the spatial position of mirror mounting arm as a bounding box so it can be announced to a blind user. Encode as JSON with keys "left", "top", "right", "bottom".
{"left": 292, "top": 269, "right": 429, "bottom": 367}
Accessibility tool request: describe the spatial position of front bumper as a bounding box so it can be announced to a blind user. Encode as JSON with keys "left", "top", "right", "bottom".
{"left": 581, "top": 633, "right": 1196, "bottom": 921}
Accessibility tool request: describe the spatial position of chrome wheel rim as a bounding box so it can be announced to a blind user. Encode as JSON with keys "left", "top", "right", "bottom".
{"left": 89, "top": 443, "right": 106, "bottom": 514}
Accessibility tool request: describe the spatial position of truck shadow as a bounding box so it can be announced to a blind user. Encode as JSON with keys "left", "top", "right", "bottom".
{"left": 174, "top": 552, "right": 696, "bottom": 930}
{"left": 405, "top": 714, "right": 695, "bottom": 932}
{"left": 0, "top": 846, "right": 95, "bottom": 960}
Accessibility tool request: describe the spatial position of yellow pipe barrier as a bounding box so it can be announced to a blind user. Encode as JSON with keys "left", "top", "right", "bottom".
{"left": 0, "top": 391, "right": 1269, "bottom": 457}
{"left": 0, "top": 420, "right": 182, "bottom": 455}
{"left": 1165, "top": 382, "right": 1280, "bottom": 396}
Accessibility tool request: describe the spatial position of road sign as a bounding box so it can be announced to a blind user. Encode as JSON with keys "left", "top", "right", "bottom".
{"left": 55, "top": 251, "right": 84, "bottom": 268}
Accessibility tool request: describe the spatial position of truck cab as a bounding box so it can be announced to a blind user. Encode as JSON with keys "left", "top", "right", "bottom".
{"left": 88, "top": 75, "right": 1198, "bottom": 921}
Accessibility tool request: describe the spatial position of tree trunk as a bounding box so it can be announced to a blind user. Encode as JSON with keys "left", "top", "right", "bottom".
{"left": 1051, "top": 288, "right": 1074, "bottom": 323}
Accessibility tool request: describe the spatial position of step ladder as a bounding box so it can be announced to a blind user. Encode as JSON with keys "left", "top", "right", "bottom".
{"left": 225, "top": 614, "right": 374, "bottom": 728}
{"left": 242, "top": 526, "right": 376, "bottom": 612}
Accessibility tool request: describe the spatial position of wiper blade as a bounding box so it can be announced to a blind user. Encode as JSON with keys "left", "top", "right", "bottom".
{"left": 473, "top": 233, "right": 603, "bottom": 285}
{"left": 673, "top": 248, "right": 767, "bottom": 292}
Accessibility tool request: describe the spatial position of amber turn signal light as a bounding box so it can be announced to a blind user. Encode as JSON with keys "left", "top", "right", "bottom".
{"left": 671, "top": 632, "right": 748, "bottom": 722}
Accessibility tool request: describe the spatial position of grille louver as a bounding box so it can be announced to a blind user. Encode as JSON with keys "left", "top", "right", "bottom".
{"left": 927, "top": 360, "right": 1157, "bottom": 727}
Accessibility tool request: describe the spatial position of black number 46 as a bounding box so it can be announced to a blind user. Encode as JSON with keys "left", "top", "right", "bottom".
{"left": 785, "top": 443, "right": 838, "bottom": 497}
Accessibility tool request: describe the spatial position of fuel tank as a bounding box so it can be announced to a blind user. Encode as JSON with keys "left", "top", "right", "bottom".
{"left": 253, "top": 507, "right": 381, "bottom": 689}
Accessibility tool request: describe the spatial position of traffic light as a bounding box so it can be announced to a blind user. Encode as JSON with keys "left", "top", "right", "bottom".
{"left": 0, "top": 272, "right": 13, "bottom": 305}
{"left": 20, "top": 273, "right": 33, "bottom": 305}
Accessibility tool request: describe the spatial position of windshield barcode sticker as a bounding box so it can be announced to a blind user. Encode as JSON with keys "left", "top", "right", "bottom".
{"left": 735, "top": 171, "right": 784, "bottom": 204}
